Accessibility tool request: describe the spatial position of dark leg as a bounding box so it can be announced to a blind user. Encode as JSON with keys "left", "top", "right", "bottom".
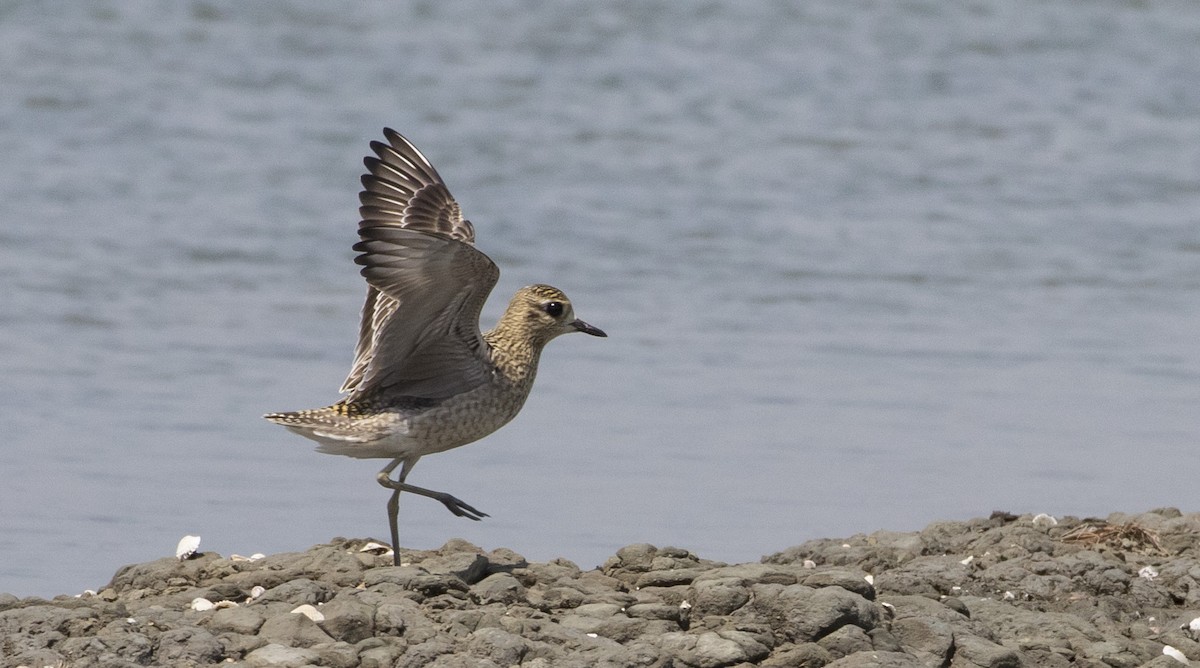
{"left": 376, "top": 457, "right": 489, "bottom": 567}
{"left": 386, "top": 488, "right": 402, "bottom": 567}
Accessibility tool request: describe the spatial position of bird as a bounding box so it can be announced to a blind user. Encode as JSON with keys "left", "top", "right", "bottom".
{"left": 264, "top": 128, "right": 606, "bottom": 566}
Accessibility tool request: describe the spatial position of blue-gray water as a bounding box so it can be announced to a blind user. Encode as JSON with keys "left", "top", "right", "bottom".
{"left": 3, "top": 1, "right": 1199, "bottom": 598}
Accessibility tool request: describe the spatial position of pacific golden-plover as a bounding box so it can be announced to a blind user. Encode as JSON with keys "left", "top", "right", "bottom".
{"left": 265, "top": 129, "right": 606, "bottom": 565}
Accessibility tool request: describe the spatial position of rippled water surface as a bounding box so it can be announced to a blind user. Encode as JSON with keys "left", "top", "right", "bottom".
{"left": 2, "top": 1, "right": 1199, "bottom": 596}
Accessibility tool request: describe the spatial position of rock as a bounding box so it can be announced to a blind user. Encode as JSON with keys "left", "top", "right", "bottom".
{"left": 802, "top": 568, "right": 877, "bottom": 600}
{"left": 689, "top": 578, "right": 752, "bottom": 617}
{"left": 358, "top": 639, "right": 406, "bottom": 668}
{"left": 422, "top": 552, "right": 490, "bottom": 585}
{"left": 470, "top": 572, "right": 527, "bottom": 605}
{"left": 153, "top": 626, "right": 224, "bottom": 664}
{"left": 825, "top": 650, "right": 926, "bottom": 667}
{"left": 951, "top": 632, "right": 1021, "bottom": 668}
{"left": 818, "top": 623, "right": 874, "bottom": 659}
{"left": 760, "top": 643, "right": 832, "bottom": 667}
{"left": 258, "top": 609, "right": 335, "bottom": 647}
{"left": 243, "top": 642, "right": 321, "bottom": 667}
{"left": 747, "top": 583, "right": 879, "bottom": 643}
{"left": 318, "top": 593, "right": 376, "bottom": 643}
{"left": 314, "top": 640, "right": 360, "bottom": 668}
{"left": 467, "top": 626, "right": 532, "bottom": 665}
{"left": 656, "top": 630, "right": 762, "bottom": 668}
{"left": 256, "top": 578, "right": 336, "bottom": 605}
{"left": 13, "top": 510, "right": 1200, "bottom": 666}
{"left": 204, "top": 604, "right": 265, "bottom": 634}
{"left": 888, "top": 614, "right": 954, "bottom": 663}
{"left": 374, "top": 599, "right": 419, "bottom": 636}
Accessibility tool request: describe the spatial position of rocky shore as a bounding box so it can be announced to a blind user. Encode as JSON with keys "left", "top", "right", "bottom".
{"left": 4, "top": 509, "right": 1200, "bottom": 667}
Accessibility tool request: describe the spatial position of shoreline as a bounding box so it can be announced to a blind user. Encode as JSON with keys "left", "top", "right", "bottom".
{"left": 2, "top": 509, "right": 1198, "bottom": 667}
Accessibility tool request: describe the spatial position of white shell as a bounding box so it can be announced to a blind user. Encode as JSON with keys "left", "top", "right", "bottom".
{"left": 291, "top": 604, "right": 325, "bottom": 622}
{"left": 190, "top": 597, "right": 214, "bottom": 612}
{"left": 1163, "top": 645, "right": 1189, "bottom": 664}
{"left": 176, "top": 535, "right": 202, "bottom": 560}
{"left": 359, "top": 541, "right": 394, "bottom": 556}
{"left": 679, "top": 600, "right": 692, "bottom": 610}
{"left": 1139, "top": 566, "right": 1159, "bottom": 580}
{"left": 1031, "top": 513, "right": 1058, "bottom": 527}
{"left": 1003, "top": 591, "right": 1016, "bottom": 600}
{"left": 802, "top": 559, "right": 817, "bottom": 569}
{"left": 863, "top": 574, "right": 875, "bottom": 585}
{"left": 249, "top": 585, "right": 266, "bottom": 600}
{"left": 1189, "top": 617, "right": 1200, "bottom": 632}
{"left": 230, "top": 553, "right": 265, "bottom": 562}
{"left": 213, "top": 600, "right": 239, "bottom": 609}
{"left": 960, "top": 556, "right": 974, "bottom": 565}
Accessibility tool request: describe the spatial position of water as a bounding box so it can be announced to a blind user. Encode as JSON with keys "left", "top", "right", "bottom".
{"left": 2, "top": 0, "right": 1199, "bottom": 597}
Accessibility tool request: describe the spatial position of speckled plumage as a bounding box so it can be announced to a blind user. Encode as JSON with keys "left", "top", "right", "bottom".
{"left": 264, "top": 129, "right": 605, "bottom": 565}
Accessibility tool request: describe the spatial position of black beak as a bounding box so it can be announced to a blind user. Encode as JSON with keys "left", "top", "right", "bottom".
{"left": 571, "top": 319, "right": 607, "bottom": 337}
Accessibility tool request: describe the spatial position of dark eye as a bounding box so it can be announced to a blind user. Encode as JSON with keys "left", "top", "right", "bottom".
{"left": 544, "top": 301, "right": 564, "bottom": 317}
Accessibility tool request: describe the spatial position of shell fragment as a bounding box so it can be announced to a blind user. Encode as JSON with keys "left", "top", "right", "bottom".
{"left": 176, "top": 535, "right": 201, "bottom": 561}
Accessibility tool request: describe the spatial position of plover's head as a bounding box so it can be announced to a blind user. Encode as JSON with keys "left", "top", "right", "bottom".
{"left": 505, "top": 284, "right": 606, "bottom": 345}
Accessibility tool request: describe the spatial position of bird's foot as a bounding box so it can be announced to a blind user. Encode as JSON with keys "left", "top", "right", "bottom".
{"left": 433, "top": 493, "right": 489, "bottom": 521}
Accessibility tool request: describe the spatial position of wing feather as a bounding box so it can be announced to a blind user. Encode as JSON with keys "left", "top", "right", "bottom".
{"left": 339, "top": 129, "right": 498, "bottom": 400}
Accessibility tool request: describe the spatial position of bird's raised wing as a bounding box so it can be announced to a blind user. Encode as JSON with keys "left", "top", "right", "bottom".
{"left": 340, "top": 129, "right": 499, "bottom": 401}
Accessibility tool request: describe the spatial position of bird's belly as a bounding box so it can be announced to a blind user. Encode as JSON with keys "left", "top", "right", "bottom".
{"left": 307, "top": 386, "right": 528, "bottom": 460}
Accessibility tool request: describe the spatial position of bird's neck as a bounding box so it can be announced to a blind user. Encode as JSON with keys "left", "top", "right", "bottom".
{"left": 484, "top": 321, "right": 546, "bottom": 385}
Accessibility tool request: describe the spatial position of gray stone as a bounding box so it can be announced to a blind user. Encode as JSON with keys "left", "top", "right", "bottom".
{"left": 359, "top": 641, "right": 406, "bottom": 668}
{"left": 313, "top": 641, "right": 360, "bottom": 668}
{"left": 825, "top": 650, "right": 926, "bottom": 667}
{"left": 470, "top": 572, "right": 527, "bottom": 605}
{"left": 818, "top": 623, "right": 874, "bottom": 659}
{"left": 0, "top": 604, "right": 97, "bottom": 636}
{"left": 204, "top": 605, "right": 265, "bottom": 635}
{"left": 889, "top": 615, "right": 954, "bottom": 663}
{"left": 258, "top": 610, "right": 335, "bottom": 647}
{"left": 759, "top": 643, "right": 832, "bottom": 668}
{"left": 694, "top": 563, "right": 800, "bottom": 586}
{"left": 749, "top": 583, "right": 879, "bottom": 643}
{"left": 374, "top": 599, "right": 419, "bottom": 636}
{"left": 558, "top": 607, "right": 647, "bottom": 643}
{"left": 802, "top": 568, "right": 877, "bottom": 600}
{"left": 60, "top": 628, "right": 154, "bottom": 664}
{"left": 154, "top": 626, "right": 224, "bottom": 664}
{"left": 537, "top": 585, "right": 586, "bottom": 609}
{"left": 626, "top": 602, "right": 681, "bottom": 621}
{"left": 363, "top": 566, "right": 470, "bottom": 598}
{"left": 614, "top": 544, "right": 658, "bottom": 570}
{"left": 422, "top": 552, "right": 490, "bottom": 584}
{"left": 873, "top": 555, "right": 973, "bottom": 597}
{"left": 483, "top": 546, "right": 529, "bottom": 572}
{"left": 396, "top": 638, "right": 458, "bottom": 668}
{"left": 243, "top": 642, "right": 321, "bottom": 667}
{"left": 656, "top": 630, "right": 760, "bottom": 668}
{"left": 256, "top": 578, "right": 336, "bottom": 605}
{"left": 951, "top": 633, "right": 1021, "bottom": 668}
{"left": 7, "top": 648, "right": 68, "bottom": 668}
{"left": 318, "top": 594, "right": 376, "bottom": 643}
{"left": 467, "top": 626, "right": 532, "bottom": 665}
{"left": 690, "top": 579, "right": 751, "bottom": 617}
{"left": 636, "top": 568, "right": 705, "bottom": 588}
